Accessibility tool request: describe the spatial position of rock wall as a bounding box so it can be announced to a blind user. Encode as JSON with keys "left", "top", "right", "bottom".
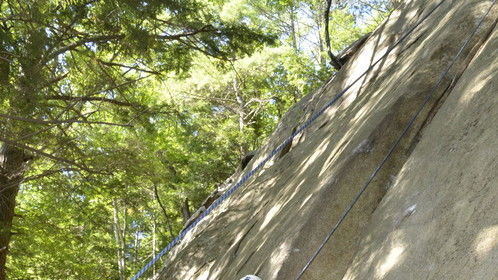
{"left": 157, "top": 0, "right": 498, "bottom": 279}
{"left": 343, "top": 9, "right": 498, "bottom": 280}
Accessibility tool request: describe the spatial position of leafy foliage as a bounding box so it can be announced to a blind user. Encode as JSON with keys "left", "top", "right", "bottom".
{"left": 0, "top": 0, "right": 394, "bottom": 279}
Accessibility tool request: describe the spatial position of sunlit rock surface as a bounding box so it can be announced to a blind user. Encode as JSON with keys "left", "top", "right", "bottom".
{"left": 158, "top": 0, "right": 498, "bottom": 279}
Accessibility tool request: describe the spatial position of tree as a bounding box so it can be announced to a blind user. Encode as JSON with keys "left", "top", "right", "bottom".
{"left": 0, "top": 0, "right": 272, "bottom": 278}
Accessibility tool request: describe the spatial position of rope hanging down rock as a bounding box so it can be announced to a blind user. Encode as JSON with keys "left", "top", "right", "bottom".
{"left": 295, "top": 1, "right": 497, "bottom": 279}
{"left": 130, "top": 1, "right": 447, "bottom": 279}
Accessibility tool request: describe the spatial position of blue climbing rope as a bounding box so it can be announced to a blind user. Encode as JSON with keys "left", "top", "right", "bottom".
{"left": 130, "top": 1, "right": 448, "bottom": 279}
{"left": 295, "top": 0, "right": 497, "bottom": 279}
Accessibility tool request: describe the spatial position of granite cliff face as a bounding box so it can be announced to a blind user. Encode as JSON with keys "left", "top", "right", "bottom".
{"left": 158, "top": 0, "right": 498, "bottom": 279}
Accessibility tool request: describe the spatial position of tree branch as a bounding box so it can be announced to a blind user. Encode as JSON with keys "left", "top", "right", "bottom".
{"left": 24, "top": 168, "right": 80, "bottom": 182}
{"left": 0, "top": 167, "right": 79, "bottom": 195}
{"left": 40, "top": 73, "right": 69, "bottom": 89}
{"left": 45, "top": 34, "right": 124, "bottom": 62}
{"left": 0, "top": 113, "right": 133, "bottom": 127}
{"left": 155, "top": 25, "right": 215, "bottom": 40}
{"left": 46, "top": 95, "right": 135, "bottom": 107}
{"left": 96, "top": 59, "right": 162, "bottom": 75}
{"left": 12, "top": 95, "right": 84, "bottom": 143}
{"left": 45, "top": 25, "right": 218, "bottom": 63}
{"left": 0, "top": 137, "right": 103, "bottom": 174}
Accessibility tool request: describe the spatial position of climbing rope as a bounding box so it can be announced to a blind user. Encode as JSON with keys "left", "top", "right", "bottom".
{"left": 130, "top": 1, "right": 447, "bottom": 279}
{"left": 295, "top": 1, "right": 497, "bottom": 279}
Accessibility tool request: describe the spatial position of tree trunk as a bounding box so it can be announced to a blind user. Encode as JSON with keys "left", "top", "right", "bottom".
{"left": 152, "top": 184, "right": 175, "bottom": 239}
{"left": 152, "top": 218, "right": 157, "bottom": 277}
{"left": 133, "top": 228, "right": 140, "bottom": 265}
{"left": 112, "top": 200, "right": 127, "bottom": 280}
{"left": 324, "top": 0, "right": 343, "bottom": 70}
{"left": 0, "top": 144, "right": 28, "bottom": 280}
{"left": 233, "top": 77, "right": 248, "bottom": 156}
{"left": 181, "top": 198, "right": 191, "bottom": 224}
{"left": 315, "top": 4, "right": 327, "bottom": 67}
{"left": 290, "top": 4, "right": 299, "bottom": 52}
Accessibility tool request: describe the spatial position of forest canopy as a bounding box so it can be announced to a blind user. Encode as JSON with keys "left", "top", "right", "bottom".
{"left": 0, "top": 0, "right": 397, "bottom": 279}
